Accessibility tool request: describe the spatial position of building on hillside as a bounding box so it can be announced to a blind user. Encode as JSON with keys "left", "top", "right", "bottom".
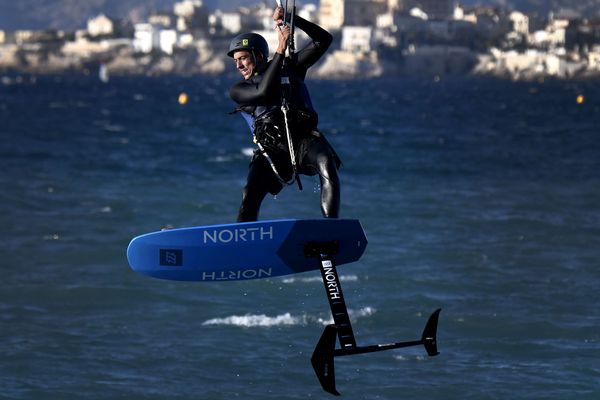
{"left": 174, "top": 0, "right": 203, "bottom": 18}
{"left": 15, "top": 30, "right": 67, "bottom": 45}
{"left": 209, "top": 11, "right": 242, "bottom": 35}
{"left": 174, "top": 0, "right": 209, "bottom": 31}
{"left": 320, "top": 0, "right": 394, "bottom": 30}
{"left": 133, "top": 15, "right": 184, "bottom": 54}
{"left": 88, "top": 14, "right": 115, "bottom": 37}
{"left": 405, "top": 0, "right": 455, "bottom": 20}
{"left": 503, "top": 11, "right": 530, "bottom": 48}
{"left": 298, "top": 3, "right": 319, "bottom": 22}
{"left": 530, "top": 18, "right": 569, "bottom": 49}
{"left": 149, "top": 12, "right": 176, "bottom": 29}
{"left": 133, "top": 25, "right": 179, "bottom": 55}
{"left": 319, "top": 0, "right": 345, "bottom": 31}
{"left": 341, "top": 26, "right": 374, "bottom": 53}
{"left": 509, "top": 11, "right": 529, "bottom": 35}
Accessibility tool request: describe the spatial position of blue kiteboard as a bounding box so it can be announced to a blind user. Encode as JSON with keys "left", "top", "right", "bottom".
{"left": 127, "top": 219, "right": 367, "bottom": 282}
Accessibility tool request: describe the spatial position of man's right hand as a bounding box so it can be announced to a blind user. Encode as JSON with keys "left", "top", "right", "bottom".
{"left": 273, "top": 6, "right": 285, "bottom": 25}
{"left": 275, "top": 24, "right": 290, "bottom": 54}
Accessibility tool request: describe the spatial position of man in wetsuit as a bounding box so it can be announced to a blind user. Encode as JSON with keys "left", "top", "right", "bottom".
{"left": 229, "top": 6, "right": 341, "bottom": 222}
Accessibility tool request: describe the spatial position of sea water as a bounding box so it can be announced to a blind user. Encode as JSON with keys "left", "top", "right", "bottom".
{"left": 1, "top": 74, "right": 599, "bottom": 399}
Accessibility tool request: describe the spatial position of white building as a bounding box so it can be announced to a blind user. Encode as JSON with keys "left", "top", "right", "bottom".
{"left": 87, "top": 14, "right": 115, "bottom": 37}
{"left": 134, "top": 24, "right": 158, "bottom": 53}
{"left": 410, "top": 7, "right": 429, "bottom": 21}
{"left": 61, "top": 38, "right": 107, "bottom": 57}
{"left": 509, "top": 11, "right": 529, "bottom": 35}
{"left": 298, "top": 3, "right": 319, "bottom": 22}
{"left": 547, "top": 18, "right": 569, "bottom": 46}
{"left": 320, "top": 0, "right": 391, "bottom": 30}
{"left": 159, "top": 30, "right": 178, "bottom": 54}
{"left": 376, "top": 11, "right": 395, "bottom": 29}
{"left": 319, "top": 0, "right": 345, "bottom": 31}
{"left": 149, "top": 13, "right": 175, "bottom": 29}
{"left": 406, "top": 0, "right": 455, "bottom": 20}
{"left": 487, "top": 48, "right": 574, "bottom": 77}
{"left": 587, "top": 49, "right": 600, "bottom": 71}
{"left": 134, "top": 24, "right": 180, "bottom": 54}
{"left": 529, "top": 18, "right": 569, "bottom": 49}
{"left": 256, "top": 3, "right": 319, "bottom": 31}
{"left": 209, "top": 11, "right": 242, "bottom": 35}
{"left": 341, "top": 26, "right": 373, "bottom": 53}
{"left": 454, "top": 5, "right": 477, "bottom": 24}
{"left": 529, "top": 30, "right": 549, "bottom": 48}
{"left": 174, "top": 0, "right": 203, "bottom": 18}
{"left": 177, "top": 17, "right": 189, "bottom": 32}
{"left": 15, "top": 31, "right": 34, "bottom": 45}
{"left": 174, "top": 0, "right": 207, "bottom": 31}
{"left": 178, "top": 33, "right": 194, "bottom": 48}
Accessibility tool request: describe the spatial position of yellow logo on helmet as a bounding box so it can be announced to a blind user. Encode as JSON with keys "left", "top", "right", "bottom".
{"left": 242, "top": 39, "right": 249, "bottom": 46}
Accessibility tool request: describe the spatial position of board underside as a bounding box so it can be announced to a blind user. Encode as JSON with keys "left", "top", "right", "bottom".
{"left": 127, "top": 219, "right": 368, "bottom": 281}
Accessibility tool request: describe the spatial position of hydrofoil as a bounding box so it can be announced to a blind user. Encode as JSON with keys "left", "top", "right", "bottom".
{"left": 126, "top": 218, "right": 441, "bottom": 395}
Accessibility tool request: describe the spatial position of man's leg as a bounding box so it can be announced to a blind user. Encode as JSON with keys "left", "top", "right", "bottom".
{"left": 304, "top": 140, "right": 340, "bottom": 218}
{"left": 237, "top": 155, "right": 281, "bottom": 222}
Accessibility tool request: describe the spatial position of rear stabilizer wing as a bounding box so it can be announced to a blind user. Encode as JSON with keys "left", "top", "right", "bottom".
{"left": 311, "top": 308, "right": 441, "bottom": 396}
{"left": 422, "top": 308, "right": 441, "bottom": 356}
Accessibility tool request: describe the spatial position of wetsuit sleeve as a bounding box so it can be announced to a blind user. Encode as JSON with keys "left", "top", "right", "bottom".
{"left": 229, "top": 53, "right": 284, "bottom": 104}
{"left": 294, "top": 15, "right": 333, "bottom": 74}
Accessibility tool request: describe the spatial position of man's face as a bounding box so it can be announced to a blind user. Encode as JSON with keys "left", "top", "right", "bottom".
{"left": 233, "top": 50, "right": 256, "bottom": 80}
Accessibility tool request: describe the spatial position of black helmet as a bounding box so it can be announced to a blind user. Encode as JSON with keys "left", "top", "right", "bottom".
{"left": 227, "top": 33, "right": 269, "bottom": 58}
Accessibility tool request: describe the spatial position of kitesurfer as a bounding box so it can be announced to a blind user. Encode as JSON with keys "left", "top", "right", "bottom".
{"left": 229, "top": 6, "right": 341, "bottom": 222}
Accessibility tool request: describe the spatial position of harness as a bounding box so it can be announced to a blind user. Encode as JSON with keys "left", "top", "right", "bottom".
{"left": 236, "top": 103, "right": 316, "bottom": 186}
{"left": 235, "top": 69, "right": 317, "bottom": 188}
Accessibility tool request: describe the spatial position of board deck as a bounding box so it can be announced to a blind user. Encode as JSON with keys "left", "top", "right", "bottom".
{"left": 127, "top": 219, "right": 368, "bottom": 281}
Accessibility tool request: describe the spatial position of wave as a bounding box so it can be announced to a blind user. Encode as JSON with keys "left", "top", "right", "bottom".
{"left": 315, "top": 306, "right": 376, "bottom": 325}
{"left": 281, "top": 274, "right": 359, "bottom": 284}
{"left": 394, "top": 355, "right": 427, "bottom": 361}
{"left": 202, "top": 307, "right": 376, "bottom": 328}
{"left": 241, "top": 147, "right": 254, "bottom": 157}
{"left": 91, "top": 206, "right": 112, "bottom": 214}
{"left": 103, "top": 124, "right": 125, "bottom": 133}
{"left": 208, "top": 150, "right": 251, "bottom": 163}
{"left": 202, "top": 312, "right": 300, "bottom": 327}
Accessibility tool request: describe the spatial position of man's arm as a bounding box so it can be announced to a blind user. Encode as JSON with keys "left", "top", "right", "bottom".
{"left": 229, "top": 53, "right": 284, "bottom": 104}
{"left": 294, "top": 15, "right": 333, "bottom": 73}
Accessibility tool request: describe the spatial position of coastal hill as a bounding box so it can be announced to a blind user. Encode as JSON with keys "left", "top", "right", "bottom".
{"left": 0, "top": 0, "right": 219, "bottom": 30}
{"left": 3, "top": 0, "right": 600, "bottom": 30}
{"left": 3, "top": 0, "right": 600, "bottom": 80}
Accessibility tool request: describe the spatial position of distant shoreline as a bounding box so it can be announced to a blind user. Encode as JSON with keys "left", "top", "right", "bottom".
{"left": 3, "top": 50, "right": 600, "bottom": 82}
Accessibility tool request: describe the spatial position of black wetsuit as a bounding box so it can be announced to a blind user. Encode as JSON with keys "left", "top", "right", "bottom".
{"left": 230, "top": 17, "right": 340, "bottom": 222}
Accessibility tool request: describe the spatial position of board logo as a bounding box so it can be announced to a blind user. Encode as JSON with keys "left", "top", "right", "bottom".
{"left": 322, "top": 260, "right": 341, "bottom": 300}
{"left": 203, "top": 225, "right": 274, "bottom": 244}
{"left": 160, "top": 249, "right": 183, "bottom": 266}
{"left": 201, "top": 268, "right": 272, "bottom": 281}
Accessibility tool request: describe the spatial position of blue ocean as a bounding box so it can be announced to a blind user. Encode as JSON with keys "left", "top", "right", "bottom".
{"left": 1, "top": 73, "right": 599, "bottom": 399}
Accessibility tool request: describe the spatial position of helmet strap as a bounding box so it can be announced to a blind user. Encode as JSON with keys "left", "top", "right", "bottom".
{"left": 252, "top": 50, "right": 266, "bottom": 72}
